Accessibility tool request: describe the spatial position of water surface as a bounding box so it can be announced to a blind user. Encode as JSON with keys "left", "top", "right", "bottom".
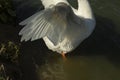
{"left": 15, "top": 0, "right": 120, "bottom": 80}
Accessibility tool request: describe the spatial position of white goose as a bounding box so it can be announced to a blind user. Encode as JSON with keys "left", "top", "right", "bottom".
{"left": 19, "top": 0, "right": 96, "bottom": 58}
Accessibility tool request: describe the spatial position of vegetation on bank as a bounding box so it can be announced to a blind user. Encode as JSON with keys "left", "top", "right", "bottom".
{"left": 0, "top": 41, "right": 21, "bottom": 80}
{"left": 0, "top": 0, "right": 21, "bottom": 80}
{"left": 0, "top": 41, "right": 20, "bottom": 64}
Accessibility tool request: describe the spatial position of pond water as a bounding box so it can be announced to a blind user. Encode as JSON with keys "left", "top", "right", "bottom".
{"left": 13, "top": 0, "right": 120, "bottom": 80}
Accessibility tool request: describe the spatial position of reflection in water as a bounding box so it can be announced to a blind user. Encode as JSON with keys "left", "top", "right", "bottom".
{"left": 37, "top": 58, "right": 66, "bottom": 80}
{"left": 33, "top": 56, "right": 120, "bottom": 80}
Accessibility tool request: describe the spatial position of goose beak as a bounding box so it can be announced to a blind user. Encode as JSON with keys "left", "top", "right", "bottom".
{"left": 61, "top": 52, "right": 67, "bottom": 60}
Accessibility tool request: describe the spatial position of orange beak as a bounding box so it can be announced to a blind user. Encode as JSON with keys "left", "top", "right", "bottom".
{"left": 61, "top": 52, "right": 67, "bottom": 60}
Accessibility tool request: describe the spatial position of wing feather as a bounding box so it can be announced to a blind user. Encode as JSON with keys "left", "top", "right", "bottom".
{"left": 19, "top": 15, "right": 45, "bottom": 41}
{"left": 19, "top": 7, "right": 67, "bottom": 45}
{"left": 19, "top": 11, "right": 43, "bottom": 25}
{"left": 19, "top": 2, "right": 83, "bottom": 45}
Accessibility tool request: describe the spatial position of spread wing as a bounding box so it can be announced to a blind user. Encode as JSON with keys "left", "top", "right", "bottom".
{"left": 19, "top": 3, "right": 83, "bottom": 45}
{"left": 19, "top": 6, "right": 68, "bottom": 45}
{"left": 17, "top": 0, "right": 84, "bottom": 46}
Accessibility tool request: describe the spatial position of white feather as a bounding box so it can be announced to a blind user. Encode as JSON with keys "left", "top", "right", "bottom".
{"left": 19, "top": 6, "right": 69, "bottom": 43}
{"left": 19, "top": 0, "right": 96, "bottom": 54}
{"left": 41, "top": 0, "right": 68, "bottom": 8}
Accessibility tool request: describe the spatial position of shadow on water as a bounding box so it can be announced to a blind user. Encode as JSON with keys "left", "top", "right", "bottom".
{"left": 19, "top": 15, "right": 120, "bottom": 80}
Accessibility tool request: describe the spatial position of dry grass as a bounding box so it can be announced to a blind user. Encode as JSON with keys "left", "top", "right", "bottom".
{"left": 0, "top": 64, "right": 10, "bottom": 80}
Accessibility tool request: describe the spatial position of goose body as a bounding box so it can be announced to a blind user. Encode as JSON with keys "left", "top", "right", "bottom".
{"left": 19, "top": 0, "right": 96, "bottom": 54}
